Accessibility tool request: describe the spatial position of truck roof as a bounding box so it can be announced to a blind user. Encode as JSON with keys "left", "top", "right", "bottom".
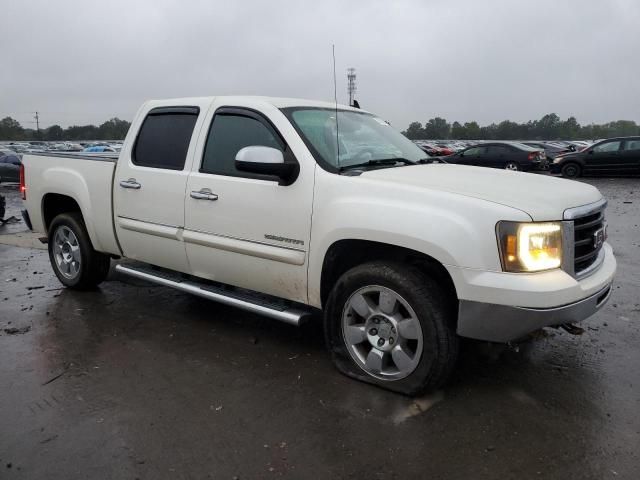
{"left": 143, "top": 96, "right": 366, "bottom": 113}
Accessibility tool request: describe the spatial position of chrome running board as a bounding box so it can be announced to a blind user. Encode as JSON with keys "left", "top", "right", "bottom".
{"left": 115, "top": 263, "right": 312, "bottom": 326}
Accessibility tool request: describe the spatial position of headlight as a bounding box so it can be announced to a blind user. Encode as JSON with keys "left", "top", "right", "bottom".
{"left": 553, "top": 157, "right": 563, "bottom": 164}
{"left": 497, "top": 221, "right": 562, "bottom": 272}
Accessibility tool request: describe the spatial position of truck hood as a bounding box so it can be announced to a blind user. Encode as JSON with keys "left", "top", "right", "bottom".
{"left": 361, "top": 164, "right": 603, "bottom": 220}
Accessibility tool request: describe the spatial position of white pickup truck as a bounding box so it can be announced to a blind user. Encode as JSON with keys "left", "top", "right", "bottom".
{"left": 21, "top": 96, "right": 616, "bottom": 395}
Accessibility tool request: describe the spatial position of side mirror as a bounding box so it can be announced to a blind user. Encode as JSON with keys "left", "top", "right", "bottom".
{"left": 235, "top": 146, "right": 298, "bottom": 185}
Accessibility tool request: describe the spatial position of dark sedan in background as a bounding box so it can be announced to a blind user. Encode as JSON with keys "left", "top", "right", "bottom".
{"left": 0, "top": 153, "right": 22, "bottom": 183}
{"left": 551, "top": 136, "right": 640, "bottom": 177}
{"left": 441, "top": 142, "right": 547, "bottom": 171}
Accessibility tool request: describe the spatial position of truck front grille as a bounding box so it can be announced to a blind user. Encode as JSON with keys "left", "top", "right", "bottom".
{"left": 571, "top": 207, "right": 606, "bottom": 276}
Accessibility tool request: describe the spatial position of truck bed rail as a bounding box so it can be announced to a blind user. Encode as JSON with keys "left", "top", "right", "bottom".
{"left": 26, "top": 152, "right": 118, "bottom": 162}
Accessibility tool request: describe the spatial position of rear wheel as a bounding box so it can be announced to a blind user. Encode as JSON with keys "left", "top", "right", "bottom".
{"left": 325, "top": 262, "right": 458, "bottom": 396}
{"left": 505, "top": 161, "right": 520, "bottom": 171}
{"left": 561, "top": 162, "right": 581, "bottom": 178}
{"left": 48, "top": 213, "right": 111, "bottom": 289}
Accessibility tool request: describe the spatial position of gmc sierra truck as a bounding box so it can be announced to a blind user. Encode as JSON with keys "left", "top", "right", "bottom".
{"left": 21, "top": 96, "right": 616, "bottom": 395}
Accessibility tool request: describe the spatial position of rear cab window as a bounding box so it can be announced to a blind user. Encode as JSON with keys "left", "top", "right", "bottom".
{"left": 133, "top": 106, "right": 200, "bottom": 170}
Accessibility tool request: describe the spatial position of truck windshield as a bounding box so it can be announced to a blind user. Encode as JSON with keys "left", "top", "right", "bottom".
{"left": 282, "top": 107, "right": 426, "bottom": 171}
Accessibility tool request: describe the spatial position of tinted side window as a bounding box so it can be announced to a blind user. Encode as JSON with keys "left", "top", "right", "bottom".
{"left": 133, "top": 112, "right": 198, "bottom": 170}
{"left": 201, "top": 113, "right": 283, "bottom": 176}
{"left": 464, "top": 147, "right": 483, "bottom": 156}
{"left": 624, "top": 140, "right": 640, "bottom": 151}
{"left": 487, "top": 146, "right": 510, "bottom": 155}
{"left": 593, "top": 141, "right": 621, "bottom": 153}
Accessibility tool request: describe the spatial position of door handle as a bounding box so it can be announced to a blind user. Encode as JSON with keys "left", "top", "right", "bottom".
{"left": 190, "top": 189, "right": 219, "bottom": 201}
{"left": 119, "top": 178, "right": 141, "bottom": 189}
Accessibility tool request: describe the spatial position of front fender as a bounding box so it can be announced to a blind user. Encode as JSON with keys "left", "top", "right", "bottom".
{"left": 307, "top": 173, "right": 531, "bottom": 308}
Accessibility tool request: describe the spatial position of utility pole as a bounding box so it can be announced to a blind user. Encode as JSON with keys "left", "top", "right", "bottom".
{"left": 347, "top": 68, "right": 357, "bottom": 107}
{"left": 34, "top": 112, "right": 40, "bottom": 135}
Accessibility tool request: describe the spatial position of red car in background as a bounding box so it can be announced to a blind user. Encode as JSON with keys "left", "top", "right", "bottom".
{"left": 417, "top": 143, "right": 454, "bottom": 157}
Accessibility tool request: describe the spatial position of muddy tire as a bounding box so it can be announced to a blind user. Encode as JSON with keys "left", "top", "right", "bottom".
{"left": 324, "top": 262, "right": 459, "bottom": 396}
{"left": 48, "top": 213, "right": 111, "bottom": 289}
{"left": 561, "top": 162, "right": 581, "bottom": 178}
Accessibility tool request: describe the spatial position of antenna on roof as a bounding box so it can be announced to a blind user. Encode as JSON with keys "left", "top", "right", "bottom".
{"left": 332, "top": 44, "right": 340, "bottom": 167}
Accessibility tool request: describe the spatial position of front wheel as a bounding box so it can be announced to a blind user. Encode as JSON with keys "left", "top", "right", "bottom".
{"left": 505, "top": 161, "right": 520, "bottom": 171}
{"left": 48, "top": 213, "right": 111, "bottom": 289}
{"left": 324, "top": 262, "right": 459, "bottom": 396}
{"left": 561, "top": 162, "right": 581, "bottom": 178}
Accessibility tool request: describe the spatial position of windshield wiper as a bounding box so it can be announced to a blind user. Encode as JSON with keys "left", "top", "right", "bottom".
{"left": 339, "top": 158, "right": 416, "bottom": 172}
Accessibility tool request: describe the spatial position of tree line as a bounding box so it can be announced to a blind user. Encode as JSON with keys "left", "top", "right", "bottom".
{"left": 0, "top": 117, "right": 131, "bottom": 141}
{"left": 402, "top": 114, "right": 640, "bottom": 140}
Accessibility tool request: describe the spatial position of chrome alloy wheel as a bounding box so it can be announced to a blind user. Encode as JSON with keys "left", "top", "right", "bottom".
{"left": 341, "top": 286, "right": 424, "bottom": 381}
{"left": 52, "top": 225, "right": 81, "bottom": 280}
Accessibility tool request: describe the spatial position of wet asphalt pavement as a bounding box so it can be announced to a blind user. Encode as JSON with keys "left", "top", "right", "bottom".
{"left": 0, "top": 179, "right": 639, "bottom": 479}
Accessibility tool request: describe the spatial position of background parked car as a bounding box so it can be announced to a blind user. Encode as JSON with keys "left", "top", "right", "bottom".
{"left": 551, "top": 136, "right": 640, "bottom": 177}
{"left": 441, "top": 142, "right": 547, "bottom": 171}
{"left": 416, "top": 142, "right": 453, "bottom": 157}
{"left": 522, "top": 141, "right": 572, "bottom": 160}
{"left": 0, "top": 154, "right": 22, "bottom": 183}
{"left": 83, "top": 145, "right": 117, "bottom": 153}
{"left": 0, "top": 148, "right": 18, "bottom": 158}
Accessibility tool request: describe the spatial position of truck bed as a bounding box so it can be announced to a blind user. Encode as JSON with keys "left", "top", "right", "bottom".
{"left": 22, "top": 152, "right": 121, "bottom": 256}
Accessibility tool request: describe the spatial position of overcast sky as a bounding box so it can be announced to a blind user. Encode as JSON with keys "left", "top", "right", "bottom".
{"left": 2, "top": 0, "right": 639, "bottom": 130}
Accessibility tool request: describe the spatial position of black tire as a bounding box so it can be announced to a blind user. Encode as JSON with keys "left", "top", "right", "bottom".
{"left": 48, "top": 212, "right": 111, "bottom": 289}
{"left": 504, "top": 161, "right": 520, "bottom": 171}
{"left": 561, "top": 162, "right": 581, "bottom": 178}
{"left": 324, "top": 262, "right": 459, "bottom": 396}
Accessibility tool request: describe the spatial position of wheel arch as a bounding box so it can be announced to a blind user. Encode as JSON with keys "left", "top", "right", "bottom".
{"left": 318, "top": 239, "right": 458, "bottom": 319}
{"left": 42, "top": 193, "right": 82, "bottom": 230}
{"left": 41, "top": 192, "right": 103, "bottom": 251}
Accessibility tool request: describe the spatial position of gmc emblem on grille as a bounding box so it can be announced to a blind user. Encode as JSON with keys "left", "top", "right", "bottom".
{"left": 593, "top": 228, "right": 605, "bottom": 249}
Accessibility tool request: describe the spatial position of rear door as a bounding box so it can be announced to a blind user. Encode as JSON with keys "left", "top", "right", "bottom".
{"left": 113, "top": 104, "right": 206, "bottom": 272}
{"left": 621, "top": 138, "right": 640, "bottom": 174}
{"left": 484, "top": 145, "right": 511, "bottom": 168}
{"left": 183, "top": 102, "right": 314, "bottom": 303}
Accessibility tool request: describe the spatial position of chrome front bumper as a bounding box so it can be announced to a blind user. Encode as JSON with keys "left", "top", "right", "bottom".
{"left": 456, "top": 283, "right": 612, "bottom": 342}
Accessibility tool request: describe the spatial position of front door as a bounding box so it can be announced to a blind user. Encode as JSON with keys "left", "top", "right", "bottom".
{"left": 183, "top": 105, "right": 314, "bottom": 304}
{"left": 459, "top": 146, "right": 485, "bottom": 166}
{"left": 585, "top": 140, "right": 623, "bottom": 175}
{"left": 113, "top": 105, "right": 203, "bottom": 272}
